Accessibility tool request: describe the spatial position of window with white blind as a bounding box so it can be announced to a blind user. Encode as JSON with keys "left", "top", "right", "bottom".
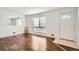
{"left": 10, "top": 17, "right": 22, "bottom": 26}
{"left": 33, "top": 16, "right": 46, "bottom": 33}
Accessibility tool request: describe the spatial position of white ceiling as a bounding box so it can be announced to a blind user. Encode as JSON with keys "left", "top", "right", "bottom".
{"left": 0, "top": 7, "right": 60, "bottom": 17}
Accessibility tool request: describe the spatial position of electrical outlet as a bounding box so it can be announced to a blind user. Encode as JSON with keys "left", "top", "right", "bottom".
{"left": 51, "top": 34, "right": 54, "bottom": 36}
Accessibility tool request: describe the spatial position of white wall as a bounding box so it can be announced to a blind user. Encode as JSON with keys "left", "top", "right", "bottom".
{"left": 0, "top": 11, "right": 26, "bottom": 38}
{"left": 77, "top": 8, "right": 79, "bottom": 46}
{"left": 27, "top": 7, "right": 77, "bottom": 41}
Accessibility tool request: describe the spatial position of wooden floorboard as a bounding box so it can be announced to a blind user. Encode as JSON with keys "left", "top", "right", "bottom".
{"left": 0, "top": 33, "right": 79, "bottom": 51}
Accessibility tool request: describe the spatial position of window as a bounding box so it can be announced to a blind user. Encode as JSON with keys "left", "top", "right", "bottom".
{"left": 40, "top": 16, "right": 46, "bottom": 28}
{"left": 10, "top": 18, "right": 17, "bottom": 25}
{"left": 33, "top": 16, "right": 46, "bottom": 33}
{"left": 62, "top": 15, "right": 71, "bottom": 20}
{"left": 17, "top": 19, "right": 22, "bottom": 25}
{"left": 33, "top": 17, "right": 39, "bottom": 27}
{"left": 10, "top": 17, "right": 22, "bottom": 26}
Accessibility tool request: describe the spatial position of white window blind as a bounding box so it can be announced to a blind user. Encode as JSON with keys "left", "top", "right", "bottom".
{"left": 33, "top": 16, "right": 46, "bottom": 33}
{"left": 33, "top": 17, "right": 39, "bottom": 27}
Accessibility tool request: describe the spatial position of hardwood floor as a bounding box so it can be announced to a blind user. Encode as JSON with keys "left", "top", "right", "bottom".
{"left": 0, "top": 33, "right": 79, "bottom": 51}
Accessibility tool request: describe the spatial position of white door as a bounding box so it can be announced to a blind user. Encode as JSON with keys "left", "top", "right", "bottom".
{"left": 59, "top": 12, "right": 74, "bottom": 41}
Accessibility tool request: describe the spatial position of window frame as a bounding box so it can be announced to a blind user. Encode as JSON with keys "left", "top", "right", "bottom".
{"left": 33, "top": 16, "right": 46, "bottom": 33}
